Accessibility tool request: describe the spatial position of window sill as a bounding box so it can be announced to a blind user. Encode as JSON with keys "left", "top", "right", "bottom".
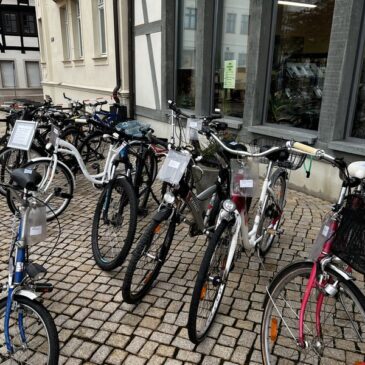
{"left": 92, "top": 55, "right": 107, "bottom": 60}
{"left": 73, "top": 58, "right": 84, "bottom": 65}
{"left": 328, "top": 140, "right": 365, "bottom": 156}
{"left": 92, "top": 55, "right": 108, "bottom": 66}
{"left": 248, "top": 125, "right": 317, "bottom": 144}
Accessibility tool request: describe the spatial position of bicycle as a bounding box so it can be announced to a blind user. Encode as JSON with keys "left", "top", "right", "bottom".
{"left": 261, "top": 144, "right": 365, "bottom": 364}
{"left": 0, "top": 167, "right": 59, "bottom": 364}
{"left": 187, "top": 130, "right": 306, "bottom": 343}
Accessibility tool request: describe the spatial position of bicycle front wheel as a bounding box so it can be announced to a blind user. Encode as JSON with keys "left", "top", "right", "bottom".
{"left": 122, "top": 214, "right": 175, "bottom": 304}
{"left": 0, "top": 296, "right": 59, "bottom": 364}
{"left": 261, "top": 261, "right": 365, "bottom": 365}
{"left": 188, "top": 220, "right": 234, "bottom": 344}
{"left": 91, "top": 176, "right": 138, "bottom": 270}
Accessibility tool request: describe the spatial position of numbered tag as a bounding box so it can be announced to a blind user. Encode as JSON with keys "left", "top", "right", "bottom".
{"left": 50, "top": 125, "right": 60, "bottom": 146}
{"left": 157, "top": 149, "right": 191, "bottom": 185}
{"left": 7, "top": 120, "right": 37, "bottom": 151}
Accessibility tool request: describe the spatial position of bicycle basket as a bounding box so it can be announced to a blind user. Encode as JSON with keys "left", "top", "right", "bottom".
{"left": 331, "top": 194, "right": 365, "bottom": 274}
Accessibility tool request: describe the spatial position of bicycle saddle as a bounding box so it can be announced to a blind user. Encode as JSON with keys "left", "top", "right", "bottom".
{"left": 348, "top": 161, "right": 365, "bottom": 180}
{"left": 10, "top": 168, "right": 42, "bottom": 191}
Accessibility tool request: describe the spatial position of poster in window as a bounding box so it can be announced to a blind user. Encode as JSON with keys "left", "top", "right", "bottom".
{"left": 224, "top": 60, "right": 236, "bottom": 89}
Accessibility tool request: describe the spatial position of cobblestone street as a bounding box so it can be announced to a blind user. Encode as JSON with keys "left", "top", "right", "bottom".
{"left": 0, "top": 175, "right": 363, "bottom": 364}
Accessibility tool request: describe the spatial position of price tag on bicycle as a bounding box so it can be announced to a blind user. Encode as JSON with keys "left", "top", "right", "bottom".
{"left": 50, "top": 124, "right": 60, "bottom": 146}
{"left": 157, "top": 149, "right": 191, "bottom": 185}
{"left": 7, "top": 120, "right": 37, "bottom": 151}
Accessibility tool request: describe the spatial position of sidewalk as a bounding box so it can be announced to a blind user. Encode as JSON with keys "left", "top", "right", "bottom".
{"left": 0, "top": 177, "right": 361, "bottom": 364}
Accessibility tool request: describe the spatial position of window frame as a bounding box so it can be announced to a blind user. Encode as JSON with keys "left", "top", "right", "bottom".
{"left": 21, "top": 12, "right": 37, "bottom": 36}
{"left": 24, "top": 60, "right": 41, "bottom": 88}
{"left": 240, "top": 14, "right": 248, "bottom": 35}
{"left": 0, "top": 60, "right": 16, "bottom": 88}
{"left": 184, "top": 7, "right": 197, "bottom": 30}
{"left": 60, "top": 5, "right": 71, "bottom": 61}
{"left": 2, "top": 12, "right": 20, "bottom": 35}
{"left": 226, "top": 13, "right": 236, "bottom": 34}
{"left": 74, "top": 0, "right": 83, "bottom": 58}
{"left": 97, "top": 0, "right": 107, "bottom": 55}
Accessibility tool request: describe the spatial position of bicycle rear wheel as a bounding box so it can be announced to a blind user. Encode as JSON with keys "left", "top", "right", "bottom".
{"left": 188, "top": 220, "right": 234, "bottom": 343}
{"left": 91, "top": 176, "right": 137, "bottom": 270}
{"left": 122, "top": 214, "right": 175, "bottom": 304}
{"left": 0, "top": 296, "right": 59, "bottom": 365}
{"left": 261, "top": 261, "right": 365, "bottom": 364}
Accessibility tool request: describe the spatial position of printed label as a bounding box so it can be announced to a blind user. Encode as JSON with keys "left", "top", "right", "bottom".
{"left": 16, "top": 262, "right": 24, "bottom": 272}
{"left": 168, "top": 160, "right": 180, "bottom": 169}
{"left": 240, "top": 179, "right": 254, "bottom": 188}
{"left": 24, "top": 169, "right": 33, "bottom": 174}
{"left": 189, "top": 121, "right": 198, "bottom": 128}
{"left": 322, "top": 225, "right": 330, "bottom": 237}
{"left": 30, "top": 225, "right": 42, "bottom": 236}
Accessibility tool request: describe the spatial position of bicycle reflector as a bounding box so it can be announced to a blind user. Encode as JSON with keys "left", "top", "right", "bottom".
{"left": 200, "top": 283, "right": 207, "bottom": 300}
{"left": 154, "top": 224, "right": 161, "bottom": 234}
{"left": 270, "top": 317, "right": 278, "bottom": 342}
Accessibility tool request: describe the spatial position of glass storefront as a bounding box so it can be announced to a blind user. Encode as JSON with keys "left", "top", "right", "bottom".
{"left": 268, "top": 0, "right": 334, "bottom": 130}
{"left": 176, "top": 0, "right": 197, "bottom": 109}
{"left": 351, "top": 48, "right": 365, "bottom": 139}
{"left": 213, "top": 0, "right": 250, "bottom": 118}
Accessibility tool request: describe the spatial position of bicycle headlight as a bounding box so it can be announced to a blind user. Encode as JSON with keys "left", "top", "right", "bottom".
{"left": 223, "top": 200, "right": 236, "bottom": 213}
{"left": 163, "top": 192, "right": 175, "bottom": 204}
{"left": 26, "top": 262, "right": 47, "bottom": 281}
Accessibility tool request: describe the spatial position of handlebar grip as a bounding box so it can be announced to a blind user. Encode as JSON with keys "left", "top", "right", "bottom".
{"left": 293, "top": 142, "right": 319, "bottom": 155}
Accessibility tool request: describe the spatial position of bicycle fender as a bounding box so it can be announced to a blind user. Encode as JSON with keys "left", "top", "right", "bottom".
{"left": 153, "top": 207, "right": 173, "bottom": 223}
{"left": 16, "top": 289, "right": 38, "bottom": 301}
{"left": 26, "top": 157, "right": 76, "bottom": 190}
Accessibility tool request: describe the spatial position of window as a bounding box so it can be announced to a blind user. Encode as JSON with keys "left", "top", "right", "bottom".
{"left": 25, "top": 61, "right": 41, "bottom": 87}
{"left": 74, "top": 0, "right": 83, "bottom": 58}
{"left": 226, "top": 13, "right": 236, "bottom": 33}
{"left": 350, "top": 48, "right": 365, "bottom": 139}
{"left": 238, "top": 53, "right": 246, "bottom": 67}
{"left": 224, "top": 52, "right": 234, "bottom": 61}
{"left": 60, "top": 7, "right": 71, "bottom": 60}
{"left": 184, "top": 7, "right": 197, "bottom": 30}
{"left": 2, "top": 12, "right": 18, "bottom": 34}
{"left": 22, "top": 13, "right": 37, "bottom": 35}
{"left": 214, "top": 1, "right": 250, "bottom": 118}
{"left": 240, "top": 14, "right": 249, "bottom": 35}
{"left": 97, "top": 0, "right": 106, "bottom": 54}
{"left": 0, "top": 61, "right": 16, "bottom": 88}
{"left": 267, "top": 0, "right": 335, "bottom": 130}
{"left": 176, "top": 0, "right": 197, "bottom": 108}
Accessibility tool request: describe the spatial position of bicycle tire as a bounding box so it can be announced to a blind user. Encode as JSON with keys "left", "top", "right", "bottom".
{"left": 91, "top": 176, "right": 138, "bottom": 271}
{"left": 122, "top": 213, "right": 175, "bottom": 304}
{"left": 188, "top": 219, "right": 233, "bottom": 343}
{"left": 0, "top": 295, "right": 59, "bottom": 364}
{"left": 258, "top": 168, "right": 286, "bottom": 255}
{"left": 7, "top": 158, "right": 74, "bottom": 221}
{"left": 78, "top": 131, "right": 108, "bottom": 169}
{"left": 261, "top": 261, "right": 365, "bottom": 364}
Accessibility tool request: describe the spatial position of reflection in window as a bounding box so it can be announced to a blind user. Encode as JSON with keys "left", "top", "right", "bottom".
{"left": 22, "top": 13, "right": 36, "bottom": 35}
{"left": 177, "top": 0, "right": 197, "bottom": 109}
{"left": 184, "top": 7, "right": 197, "bottom": 30}
{"left": 2, "top": 13, "right": 18, "bottom": 34}
{"left": 98, "top": 0, "right": 106, "bottom": 54}
{"left": 226, "top": 13, "right": 236, "bottom": 33}
{"left": 351, "top": 48, "right": 365, "bottom": 139}
{"left": 75, "top": 0, "right": 83, "bottom": 58}
{"left": 60, "top": 7, "right": 71, "bottom": 60}
{"left": 240, "top": 15, "right": 249, "bottom": 35}
{"left": 268, "top": 0, "right": 334, "bottom": 130}
{"left": 25, "top": 61, "right": 41, "bottom": 87}
{"left": 214, "top": 1, "right": 250, "bottom": 118}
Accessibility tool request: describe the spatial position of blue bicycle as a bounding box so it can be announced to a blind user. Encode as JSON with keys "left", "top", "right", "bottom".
{"left": 0, "top": 168, "right": 59, "bottom": 364}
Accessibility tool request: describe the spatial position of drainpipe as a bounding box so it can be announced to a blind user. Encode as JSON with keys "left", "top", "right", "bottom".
{"left": 112, "top": 0, "right": 121, "bottom": 104}
{"left": 128, "top": 0, "right": 135, "bottom": 118}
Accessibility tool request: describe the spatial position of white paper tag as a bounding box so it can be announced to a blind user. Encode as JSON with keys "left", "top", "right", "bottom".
{"left": 30, "top": 225, "right": 42, "bottom": 236}
{"left": 24, "top": 169, "right": 33, "bottom": 174}
{"left": 230, "top": 141, "right": 238, "bottom": 145}
{"left": 189, "top": 121, "right": 198, "bottom": 128}
{"left": 168, "top": 160, "right": 180, "bottom": 169}
{"left": 322, "top": 225, "right": 330, "bottom": 237}
{"left": 240, "top": 179, "right": 254, "bottom": 188}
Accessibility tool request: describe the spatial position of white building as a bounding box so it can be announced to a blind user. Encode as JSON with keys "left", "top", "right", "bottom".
{"left": 0, "top": 0, "right": 42, "bottom": 103}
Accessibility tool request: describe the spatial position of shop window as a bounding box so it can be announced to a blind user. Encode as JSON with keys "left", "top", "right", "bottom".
{"left": 176, "top": 0, "right": 197, "bottom": 109}
{"left": 351, "top": 48, "right": 365, "bottom": 139}
{"left": 226, "top": 13, "right": 236, "bottom": 34}
{"left": 25, "top": 61, "right": 41, "bottom": 87}
{"left": 0, "top": 61, "right": 16, "bottom": 88}
{"left": 214, "top": 0, "right": 250, "bottom": 118}
{"left": 267, "top": 0, "right": 335, "bottom": 130}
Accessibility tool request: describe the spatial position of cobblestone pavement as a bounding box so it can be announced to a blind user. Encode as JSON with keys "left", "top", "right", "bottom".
{"left": 0, "top": 174, "right": 364, "bottom": 364}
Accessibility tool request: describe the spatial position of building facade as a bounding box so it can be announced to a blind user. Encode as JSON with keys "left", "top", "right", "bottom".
{"left": 0, "top": 0, "right": 42, "bottom": 103}
{"left": 36, "top": 0, "right": 365, "bottom": 200}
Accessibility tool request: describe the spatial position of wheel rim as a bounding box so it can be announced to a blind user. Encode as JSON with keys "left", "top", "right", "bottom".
{"left": 0, "top": 301, "right": 52, "bottom": 364}
{"left": 263, "top": 266, "right": 365, "bottom": 364}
